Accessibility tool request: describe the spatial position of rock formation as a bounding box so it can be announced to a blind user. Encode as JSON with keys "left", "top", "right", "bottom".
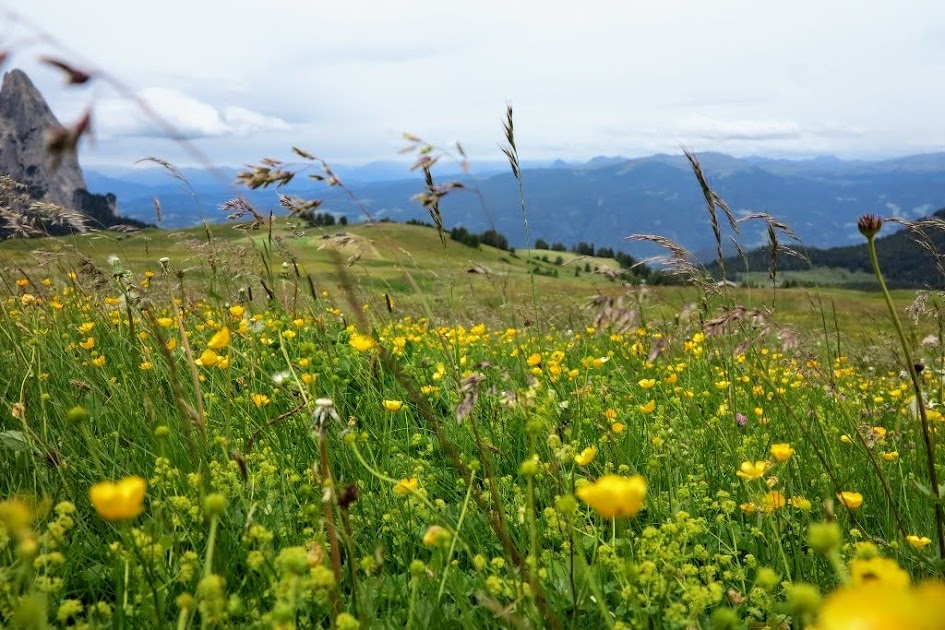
{"left": 0, "top": 68, "right": 146, "bottom": 234}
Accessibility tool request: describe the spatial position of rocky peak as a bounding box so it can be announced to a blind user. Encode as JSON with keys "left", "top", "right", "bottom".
{"left": 0, "top": 68, "right": 87, "bottom": 208}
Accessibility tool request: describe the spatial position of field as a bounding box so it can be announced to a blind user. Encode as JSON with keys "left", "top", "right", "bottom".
{"left": 1, "top": 218, "right": 945, "bottom": 629}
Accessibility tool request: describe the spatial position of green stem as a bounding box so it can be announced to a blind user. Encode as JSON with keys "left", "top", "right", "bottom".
{"left": 202, "top": 515, "right": 218, "bottom": 580}
{"left": 867, "top": 235, "right": 945, "bottom": 558}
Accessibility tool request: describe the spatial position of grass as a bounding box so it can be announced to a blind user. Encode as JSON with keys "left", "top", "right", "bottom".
{"left": 1, "top": 213, "right": 945, "bottom": 628}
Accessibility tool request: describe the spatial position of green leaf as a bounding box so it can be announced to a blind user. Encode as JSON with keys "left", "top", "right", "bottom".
{"left": 0, "top": 430, "right": 39, "bottom": 455}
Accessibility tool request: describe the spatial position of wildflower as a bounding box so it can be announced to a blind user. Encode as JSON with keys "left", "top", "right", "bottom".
{"left": 763, "top": 490, "right": 786, "bottom": 512}
{"left": 198, "top": 349, "right": 219, "bottom": 367}
{"left": 229, "top": 305, "right": 245, "bottom": 318}
{"left": 383, "top": 400, "right": 404, "bottom": 412}
{"left": 907, "top": 535, "right": 932, "bottom": 549}
{"left": 837, "top": 491, "right": 864, "bottom": 509}
{"left": 736, "top": 460, "right": 769, "bottom": 481}
{"left": 79, "top": 337, "right": 95, "bottom": 350}
{"left": 422, "top": 525, "right": 450, "bottom": 546}
{"left": 89, "top": 476, "right": 146, "bottom": 522}
{"left": 739, "top": 502, "right": 757, "bottom": 514}
{"left": 857, "top": 213, "right": 883, "bottom": 239}
{"left": 639, "top": 400, "right": 656, "bottom": 414}
{"left": 612, "top": 422, "right": 625, "bottom": 434}
{"left": 638, "top": 378, "right": 656, "bottom": 389}
{"left": 526, "top": 353, "right": 542, "bottom": 367}
{"left": 139, "top": 361, "right": 153, "bottom": 371}
{"left": 576, "top": 474, "right": 646, "bottom": 518}
{"left": 790, "top": 496, "right": 812, "bottom": 511}
{"left": 157, "top": 317, "right": 174, "bottom": 328}
{"left": 735, "top": 412, "right": 747, "bottom": 426}
{"left": 882, "top": 451, "right": 899, "bottom": 461}
{"left": 251, "top": 394, "right": 271, "bottom": 408}
{"left": 349, "top": 333, "right": 376, "bottom": 352}
{"left": 207, "top": 327, "right": 231, "bottom": 350}
{"left": 770, "top": 443, "right": 794, "bottom": 462}
{"left": 311, "top": 397, "right": 340, "bottom": 433}
{"left": 850, "top": 557, "right": 910, "bottom": 588}
{"left": 394, "top": 478, "right": 419, "bottom": 495}
{"left": 92, "top": 356, "right": 106, "bottom": 367}
{"left": 574, "top": 446, "right": 597, "bottom": 466}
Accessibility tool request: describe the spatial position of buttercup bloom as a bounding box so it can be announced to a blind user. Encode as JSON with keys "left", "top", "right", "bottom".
{"left": 383, "top": 400, "right": 404, "bottom": 412}
{"left": 837, "top": 491, "right": 864, "bottom": 509}
{"left": 576, "top": 474, "right": 646, "bottom": 518}
{"left": 574, "top": 446, "right": 597, "bottom": 466}
{"left": 89, "top": 476, "right": 146, "bottom": 522}
{"left": 736, "top": 460, "right": 769, "bottom": 481}
{"left": 770, "top": 443, "right": 794, "bottom": 462}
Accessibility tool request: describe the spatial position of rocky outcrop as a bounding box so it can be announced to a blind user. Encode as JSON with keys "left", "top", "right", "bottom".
{"left": 0, "top": 68, "right": 147, "bottom": 234}
{"left": 0, "top": 69, "right": 86, "bottom": 208}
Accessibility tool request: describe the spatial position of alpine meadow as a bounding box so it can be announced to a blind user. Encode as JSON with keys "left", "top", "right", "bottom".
{"left": 4, "top": 4, "right": 945, "bottom": 630}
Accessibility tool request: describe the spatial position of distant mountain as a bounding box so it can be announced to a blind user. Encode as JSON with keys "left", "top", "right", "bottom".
{"left": 88, "top": 152, "right": 945, "bottom": 260}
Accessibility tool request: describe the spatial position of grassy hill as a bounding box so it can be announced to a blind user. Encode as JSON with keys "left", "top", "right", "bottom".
{"left": 714, "top": 208, "right": 945, "bottom": 289}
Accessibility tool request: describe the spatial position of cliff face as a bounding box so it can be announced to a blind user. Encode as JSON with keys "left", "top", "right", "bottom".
{"left": 0, "top": 68, "right": 86, "bottom": 208}
{"left": 0, "top": 68, "right": 147, "bottom": 233}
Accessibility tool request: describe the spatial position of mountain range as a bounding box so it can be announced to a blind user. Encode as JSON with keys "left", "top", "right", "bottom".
{"left": 87, "top": 151, "right": 945, "bottom": 261}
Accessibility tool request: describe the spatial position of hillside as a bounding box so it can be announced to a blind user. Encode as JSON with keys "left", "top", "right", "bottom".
{"left": 713, "top": 208, "right": 945, "bottom": 289}
{"left": 88, "top": 151, "right": 945, "bottom": 261}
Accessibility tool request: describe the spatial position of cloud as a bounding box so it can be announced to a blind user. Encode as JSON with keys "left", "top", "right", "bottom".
{"left": 95, "top": 88, "right": 290, "bottom": 139}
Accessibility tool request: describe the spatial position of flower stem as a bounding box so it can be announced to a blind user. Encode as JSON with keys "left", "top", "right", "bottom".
{"left": 867, "top": 234, "right": 945, "bottom": 558}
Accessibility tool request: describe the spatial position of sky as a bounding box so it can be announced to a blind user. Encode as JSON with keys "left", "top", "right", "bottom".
{"left": 5, "top": 0, "right": 945, "bottom": 169}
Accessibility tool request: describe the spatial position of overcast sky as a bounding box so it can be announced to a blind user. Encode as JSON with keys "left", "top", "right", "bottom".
{"left": 5, "top": 1, "right": 945, "bottom": 169}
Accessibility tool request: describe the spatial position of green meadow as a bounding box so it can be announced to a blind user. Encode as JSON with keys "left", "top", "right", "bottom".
{"left": 2, "top": 211, "right": 945, "bottom": 629}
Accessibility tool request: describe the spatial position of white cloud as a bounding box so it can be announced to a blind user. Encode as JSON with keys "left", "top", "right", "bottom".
{"left": 94, "top": 87, "right": 290, "bottom": 139}
{"left": 9, "top": 0, "right": 945, "bottom": 165}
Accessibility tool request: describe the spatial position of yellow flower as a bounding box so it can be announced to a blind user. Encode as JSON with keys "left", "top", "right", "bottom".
{"left": 611, "top": 422, "right": 625, "bottom": 434}
{"left": 576, "top": 474, "right": 646, "bottom": 518}
{"left": 574, "top": 446, "right": 597, "bottom": 466}
{"left": 156, "top": 317, "right": 174, "bottom": 328}
{"left": 638, "top": 378, "right": 656, "bottom": 389}
{"left": 907, "top": 534, "right": 932, "bottom": 549}
{"left": 603, "top": 408, "right": 617, "bottom": 420}
{"left": 198, "top": 349, "right": 219, "bottom": 367}
{"left": 394, "top": 478, "right": 419, "bottom": 496}
{"left": 763, "top": 490, "right": 786, "bottom": 512}
{"left": 736, "top": 460, "right": 769, "bottom": 481}
{"left": 79, "top": 337, "right": 95, "bottom": 350}
{"left": 816, "top": 584, "right": 917, "bottom": 630}
{"left": 789, "top": 496, "right": 812, "bottom": 511}
{"left": 139, "top": 361, "right": 153, "bottom": 371}
{"left": 349, "top": 333, "right": 376, "bottom": 352}
{"left": 383, "top": 400, "right": 404, "bottom": 412}
{"left": 739, "top": 502, "right": 757, "bottom": 514}
{"left": 89, "top": 476, "right": 146, "bottom": 522}
{"left": 639, "top": 400, "right": 656, "bottom": 414}
{"left": 526, "top": 353, "right": 542, "bottom": 367}
{"left": 207, "top": 327, "right": 231, "bottom": 350}
{"left": 770, "top": 443, "right": 794, "bottom": 462}
{"left": 840, "top": 434, "right": 853, "bottom": 444}
{"left": 665, "top": 373, "right": 678, "bottom": 385}
{"left": 229, "top": 305, "right": 245, "bottom": 317}
{"left": 0, "top": 499, "right": 33, "bottom": 533}
{"left": 882, "top": 451, "right": 899, "bottom": 461}
{"left": 252, "top": 394, "right": 271, "bottom": 408}
{"left": 77, "top": 322, "right": 95, "bottom": 334}
{"left": 91, "top": 356, "right": 106, "bottom": 367}
{"left": 422, "top": 525, "right": 449, "bottom": 546}
{"left": 850, "top": 557, "right": 910, "bottom": 588}
{"left": 837, "top": 491, "right": 863, "bottom": 509}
